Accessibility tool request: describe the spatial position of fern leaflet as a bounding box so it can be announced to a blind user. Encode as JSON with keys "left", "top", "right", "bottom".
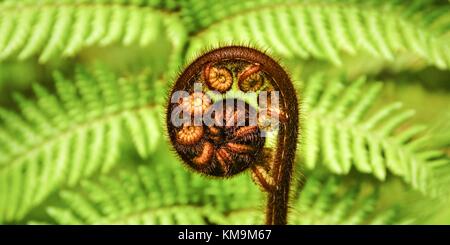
{"left": 0, "top": 68, "right": 162, "bottom": 223}
{"left": 187, "top": 2, "right": 450, "bottom": 70}
{"left": 41, "top": 158, "right": 262, "bottom": 224}
{"left": 40, "top": 158, "right": 409, "bottom": 224}
{"left": 214, "top": 174, "right": 410, "bottom": 224}
{"left": 301, "top": 74, "right": 450, "bottom": 196}
{"left": 0, "top": 1, "right": 186, "bottom": 69}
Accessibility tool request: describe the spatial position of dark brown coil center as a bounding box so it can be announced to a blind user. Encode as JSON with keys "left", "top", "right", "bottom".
{"left": 171, "top": 98, "right": 265, "bottom": 177}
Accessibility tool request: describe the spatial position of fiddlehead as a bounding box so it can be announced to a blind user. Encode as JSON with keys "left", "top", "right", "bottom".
{"left": 166, "top": 46, "right": 299, "bottom": 225}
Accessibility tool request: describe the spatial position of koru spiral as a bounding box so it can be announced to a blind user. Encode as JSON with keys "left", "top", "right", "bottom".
{"left": 166, "top": 46, "right": 299, "bottom": 225}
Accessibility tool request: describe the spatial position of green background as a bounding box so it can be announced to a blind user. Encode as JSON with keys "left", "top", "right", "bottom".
{"left": 0, "top": 0, "right": 449, "bottom": 224}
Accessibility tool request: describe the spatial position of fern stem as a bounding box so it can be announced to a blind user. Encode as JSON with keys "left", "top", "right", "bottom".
{"left": 261, "top": 51, "right": 299, "bottom": 225}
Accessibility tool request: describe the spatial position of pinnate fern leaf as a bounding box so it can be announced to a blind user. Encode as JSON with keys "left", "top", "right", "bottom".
{"left": 290, "top": 175, "right": 408, "bottom": 224}
{"left": 0, "top": 0, "right": 181, "bottom": 10}
{"left": 301, "top": 74, "right": 450, "bottom": 196}
{"left": 187, "top": 2, "right": 450, "bottom": 70}
{"left": 42, "top": 159, "right": 262, "bottom": 224}
{"left": 41, "top": 157, "right": 408, "bottom": 225}
{"left": 208, "top": 173, "right": 408, "bottom": 224}
{"left": 0, "top": 68, "right": 162, "bottom": 223}
{"left": 180, "top": 0, "right": 449, "bottom": 33}
{"left": 0, "top": 1, "right": 186, "bottom": 66}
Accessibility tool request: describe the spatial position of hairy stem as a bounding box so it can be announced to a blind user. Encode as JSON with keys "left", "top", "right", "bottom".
{"left": 265, "top": 65, "right": 298, "bottom": 225}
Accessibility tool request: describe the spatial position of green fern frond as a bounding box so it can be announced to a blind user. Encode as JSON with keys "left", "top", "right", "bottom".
{"left": 43, "top": 159, "right": 262, "bottom": 224}
{"left": 0, "top": 68, "right": 162, "bottom": 223}
{"left": 180, "top": 0, "right": 449, "bottom": 33}
{"left": 187, "top": 2, "right": 450, "bottom": 69}
{"left": 42, "top": 156, "right": 408, "bottom": 225}
{"left": 209, "top": 173, "right": 409, "bottom": 225}
{"left": 301, "top": 74, "right": 450, "bottom": 196}
{"left": 0, "top": 0, "right": 181, "bottom": 10}
{"left": 0, "top": 2, "right": 186, "bottom": 66}
{"left": 290, "top": 176, "right": 408, "bottom": 224}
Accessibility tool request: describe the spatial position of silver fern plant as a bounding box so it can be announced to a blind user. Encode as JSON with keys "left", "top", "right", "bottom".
{"left": 0, "top": 0, "right": 449, "bottom": 224}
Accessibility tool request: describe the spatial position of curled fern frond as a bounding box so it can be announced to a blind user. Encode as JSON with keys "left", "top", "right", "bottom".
{"left": 0, "top": 2, "right": 186, "bottom": 66}
{"left": 187, "top": 2, "right": 450, "bottom": 69}
{"left": 0, "top": 68, "right": 162, "bottom": 223}
{"left": 301, "top": 74, "right": 450, "bottom": 196}
{"left": 42, "top": 159, "right": 262, "bottom": 224}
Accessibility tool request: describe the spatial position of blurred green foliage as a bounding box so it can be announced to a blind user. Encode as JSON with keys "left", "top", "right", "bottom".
{"left": 0, "top": 0, "right": 449, "bottom": 224}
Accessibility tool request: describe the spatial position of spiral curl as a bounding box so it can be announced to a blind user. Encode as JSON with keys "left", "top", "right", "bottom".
{"left": 166, "top": 46, "right": 299, "bottom": 225}
{"left": 171, "top": 98, "right": 265, "bottom": 177}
